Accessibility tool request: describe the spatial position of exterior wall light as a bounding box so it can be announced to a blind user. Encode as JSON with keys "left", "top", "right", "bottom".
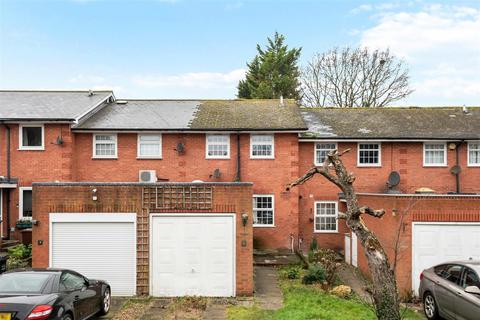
{"left": 92, "top": 188, "right": 98, "bottom": 201}
{"left": 241, "top": 213, "right": 248, "bottom": 227}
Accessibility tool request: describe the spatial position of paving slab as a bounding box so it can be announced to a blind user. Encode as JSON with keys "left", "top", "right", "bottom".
{"left": 254, "top": 266, "right": 283, "bottom": 310}
{"left": 337, "top": 264, "right": 372, "bottom": 302}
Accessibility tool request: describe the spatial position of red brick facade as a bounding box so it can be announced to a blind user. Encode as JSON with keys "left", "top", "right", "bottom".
{"left": 2, "top": 122, "right": 480, "bottom": 295}
{"left": 32, "top": 183, "right": 254, "bottom": 296}
{"left": 350, "top": 194, "right": 480, "bottom": 295}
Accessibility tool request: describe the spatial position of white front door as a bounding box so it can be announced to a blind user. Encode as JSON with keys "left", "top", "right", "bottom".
{"left": 344, "top": 234, "right": 351, "bottom": 264}
{"left": 412, "top": 222, "right": 480, "bottom": 295}
{"left": 50, "top": 213, "right": 137, "bottom": 296}
{"left": 150, "top": 214, "right": 235, "bottom": 297}
{"left": 352, "top": 232, "right": 358, "bottom": 267}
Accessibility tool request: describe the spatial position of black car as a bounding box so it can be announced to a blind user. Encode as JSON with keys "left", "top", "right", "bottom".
{"left": 0, "top": 268, "right": 111, "bottom": 320}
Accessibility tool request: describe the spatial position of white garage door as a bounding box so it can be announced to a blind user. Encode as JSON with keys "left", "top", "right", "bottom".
{"left": 151, "top": 214, "right": 235, "bottom": 297}
{"left": 50, "top": 213, "right": 136, "bottom": 296}
{"left": 412, "top": 222, "right": 480, "bottom": 295}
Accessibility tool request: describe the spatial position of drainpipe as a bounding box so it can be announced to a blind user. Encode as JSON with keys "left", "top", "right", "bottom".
{"left": 235, "top": 132, "right": 241, "bottom": 182}
{"left": 4, "top": 124, "right": 11, "bottom": 239}
{"left": 455, "top": 141, "right": 462, "bottom": 194}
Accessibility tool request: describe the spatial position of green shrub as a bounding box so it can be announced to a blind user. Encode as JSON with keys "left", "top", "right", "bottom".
{"left": 279, "top": 265, "right": 302, "bottom": 280}
{"left": 309, "top": 238, "right": 318, "bottom": 251}
{"left": 7, "top": 244, "right": 32, "bottom": 270}
{"left": 302, "top": 265, "right": 326, "bottom": 285}
{"left": 308, "top": 248, "right": 340, "bottom": 286}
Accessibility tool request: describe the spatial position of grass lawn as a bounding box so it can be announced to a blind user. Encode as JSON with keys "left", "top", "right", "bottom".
{"left": 228, "top": 280, "right": 424, "bottom": 320}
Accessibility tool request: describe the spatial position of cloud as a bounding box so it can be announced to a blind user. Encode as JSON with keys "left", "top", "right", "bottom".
{"left": 358, "top": 4, "right": 480, "bottom": 105}
{"left": 132, "top": 69, "right": 246, "bottom": 90}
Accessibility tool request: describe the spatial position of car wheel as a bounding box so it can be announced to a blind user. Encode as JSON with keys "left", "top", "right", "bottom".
{"left": 423, "top": 292, "right": 439, "bottom": 320}
{"left": 98, "top": 286, "right": 111, "bottom": 315}
{"left": 61, "top": 314, "right": 73, "bottom": 320}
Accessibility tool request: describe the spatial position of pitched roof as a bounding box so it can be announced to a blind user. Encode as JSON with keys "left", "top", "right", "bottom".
{"left": 74, "top": 99, "right": 308, "bottom": 131}
{"left": 300, "top": 107, "right": 480, "bottom": 140}
{"left": 0, "top": 90, "right": 113, "bottom": 121}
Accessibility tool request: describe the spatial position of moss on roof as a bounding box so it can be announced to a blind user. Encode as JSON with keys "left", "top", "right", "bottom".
{"left": 190, "top": 99, "right": 307, "bottom": 130}
{"left": 300, "top": 106, "right": 480, "bottom": 139}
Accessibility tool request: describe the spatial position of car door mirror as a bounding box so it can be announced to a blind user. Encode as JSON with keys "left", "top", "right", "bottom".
{"left": 465, "top": 286, "right": 480, "bottom": 295}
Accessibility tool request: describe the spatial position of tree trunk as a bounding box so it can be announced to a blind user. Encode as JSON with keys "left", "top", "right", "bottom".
{"left": 287, "top": 149, "right": 400, "bottom": 320}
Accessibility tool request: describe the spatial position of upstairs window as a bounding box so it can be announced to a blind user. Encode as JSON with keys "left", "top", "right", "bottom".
{"left": 253, "top": 195, "right": 274, "bottom": 226}
{"left": 314, "top": 201, "right": 338, "bottom": 233}
{"left": 468, "top": 142, "right": 480, "bottom": 166}
{"left": 19, "top": 187, "right": 33, "bottom": 220}
{"left": 137, "top": 134, "right": 162, "bottom": 159}
{"left": 93, "top": 134, "right": 117, "bottom": 158}
{"left": 19, "top": 124, "right": 44, "bottom": 150}
{"left": 358, "top": 143, "right": 381, "bottom": 166}
{"left": 424, "top": 143, "right": 447, "bottom": 166}
{"left": 206, "top": 134, "right": 230, "bottom": 159}
{"left": 250, "top": 134, "right": 274, "bottom": 159}
{"left": 315, "top": 143, "right": 337, "bottom": 166}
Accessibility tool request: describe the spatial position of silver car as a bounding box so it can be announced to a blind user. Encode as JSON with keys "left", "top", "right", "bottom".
{"left": 419, "top": 260, "right": 480, "bottom": 320}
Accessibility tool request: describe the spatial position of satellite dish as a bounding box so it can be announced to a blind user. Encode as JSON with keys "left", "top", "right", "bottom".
{"left": 450, "top": 165, "right": 462, "bottom": 175}
{"left": 387, "top": 171, "right": 400, "bottom": 188}
{"left": 212, "top": 168, "right": 221, "bottom": 179}
{"left": 175, "top": 142, "right": 185, "bottom": 154}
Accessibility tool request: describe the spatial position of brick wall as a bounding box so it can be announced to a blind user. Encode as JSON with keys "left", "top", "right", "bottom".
{"left": 353, "top": 194, "right": 480, "bottom": 295}
{"left": 72, "top": 132, "right": 300, "bottom": 249}
{"left": 0, "top": 124, "right": 74, "bottom": 238}
{"left": 296, "top": 141, "right": 480, "bottom": 252}
{"left": 31, "top": 182, "right": 253, "bottom": 296}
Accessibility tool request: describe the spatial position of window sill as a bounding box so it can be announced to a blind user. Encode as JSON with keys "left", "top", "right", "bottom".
{"left": 250, "top": 157, "right": 275, "bottom": 160}
{"left": 357, "top": 164, "right": 382, "bottom": 168}
{"left": 92, "top": 157, "right": 118, "bottom": 160}
{"left": 314, "top": 230, "right": 339, "bottom": 234}
{"left": 253, "top": 224, "right": 275, "bottom": 228}
{"left": 423, "top": 165, "right": 448, "bottom": 168}
{"left": 467, "top": 164, "right": 480, "bottom": 167}
{"left": 137, "top": 157, "right": 163, "bottom": 160}
{"left": 205, "top": 157, "right": 231, "bottom": 160}
{"left": 18, "top": 147, "right": 45, "bottom": 151}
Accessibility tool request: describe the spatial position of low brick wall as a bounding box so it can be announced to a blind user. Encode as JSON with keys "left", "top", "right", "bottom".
{"left": 32, "top": 182, "right": 254, "bottom": 296}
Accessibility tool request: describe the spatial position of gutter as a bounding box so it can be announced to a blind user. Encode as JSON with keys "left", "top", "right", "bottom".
{"left": 72, "top": 128, "right": 309, "bottom": 133}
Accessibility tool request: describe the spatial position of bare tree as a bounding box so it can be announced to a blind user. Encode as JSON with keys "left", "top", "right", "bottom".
{"left": 287, "top": 149, "right": 400, "bottom": 320}
{"left": 301, "top": 47, "right": 413, "bottom": 108}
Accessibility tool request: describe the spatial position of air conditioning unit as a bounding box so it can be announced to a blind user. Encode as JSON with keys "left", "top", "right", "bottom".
{"left": 139, "top": 170, "right": 157, "bottom": 183}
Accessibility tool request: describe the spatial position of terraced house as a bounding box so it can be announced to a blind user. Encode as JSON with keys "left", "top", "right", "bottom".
{"left": 0, "top": 90, "right": 479, "bottom": 297}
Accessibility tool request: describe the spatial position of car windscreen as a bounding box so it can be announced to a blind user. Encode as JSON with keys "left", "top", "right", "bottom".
{"left": 0, "top": 273, "right": 52, "bottom": 293}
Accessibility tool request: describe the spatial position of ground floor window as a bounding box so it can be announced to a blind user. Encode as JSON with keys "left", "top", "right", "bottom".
{"left": 253, "top": 195, "right": 274, "bottom": 226}
{"left": 314, "top": 201, "right": 337, "bottom": 232}
{"left": 19, "top": 187, "right": 33, "bottom": 220}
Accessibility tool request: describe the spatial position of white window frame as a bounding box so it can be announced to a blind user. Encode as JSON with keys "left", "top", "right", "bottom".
{"left": 205, "top": 134, "right": 230, "bottom": 159}
{"left": 357, "top": 142, "right": 381, "bottom": 167}
{"left": 314, "top": 142, "right": 337, "bottom": 166}
{"left": 253, "top": 194, "right": 275, "bottom": 227}
{"left": 314, "top": 201, "right": 338, "bottom": 233}
{"left": 467, "top": 141, "right": 480, "bottom": 167}
{"left": 92, "top": 133, "right": 118, "bottom": 159}
{"left": 19, "top": 187, "right": 33, "bottom": 220}
{"left": 137, "top": 134, "right": 162, "bottom": 159}
{"left": 250, "top": 134, "right": 275, "bottom": 159}
{"left": 423, "top": 142, "right": 447, "bottom": 167}
{"left": 19, "top": 124, "right": 45, "bottom": 150}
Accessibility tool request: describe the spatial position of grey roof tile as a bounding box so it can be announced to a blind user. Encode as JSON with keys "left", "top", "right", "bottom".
{"left": 0, "top": 90, "right": 113, "bottom": 121}
{"left": 75, "top": 99, "right": 308, "bottom": 131}
{"left": 300, "top": 107, "right": 480, "bottom": 140}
